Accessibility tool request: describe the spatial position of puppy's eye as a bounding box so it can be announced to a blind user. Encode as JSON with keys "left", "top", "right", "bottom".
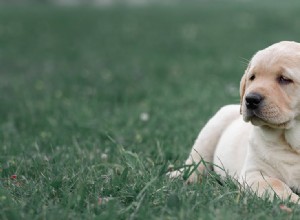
{"left": 249, "top": 75, "right": 255, "bottom": 81}
{"left": 278, "top": 75, "right": 293, "bottom": 85}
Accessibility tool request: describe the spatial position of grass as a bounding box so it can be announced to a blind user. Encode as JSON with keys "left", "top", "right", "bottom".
{"left": 1, "top": 1, "right": 300, "bottom": 219}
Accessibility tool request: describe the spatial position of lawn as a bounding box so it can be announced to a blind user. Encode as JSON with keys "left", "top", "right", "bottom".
{"left": 1, "top": 1, "right": 300, "bottom": 219}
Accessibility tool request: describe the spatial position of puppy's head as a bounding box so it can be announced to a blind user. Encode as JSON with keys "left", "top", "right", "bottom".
{"left": 240, "top": 41, "right": 300, "bottom": 129}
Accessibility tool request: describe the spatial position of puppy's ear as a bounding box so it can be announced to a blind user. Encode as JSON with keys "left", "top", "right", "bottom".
{"left": 240, "top": 72, "right": 247, "bottom": 103}
{"left": 240, "top": 62, "right": 250, "bottom": 114}
{"left": 239, "top": 72, "right": 247, "bottom": 114}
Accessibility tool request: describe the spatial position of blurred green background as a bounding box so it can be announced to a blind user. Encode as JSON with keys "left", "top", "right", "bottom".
{"left": 1, "top": 1, "right": 300, "bottom": 219}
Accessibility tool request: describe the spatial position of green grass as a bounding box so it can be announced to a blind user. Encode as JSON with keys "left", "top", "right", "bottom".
{"left": 1, "top": 1, "right": 300, "bottom": 219}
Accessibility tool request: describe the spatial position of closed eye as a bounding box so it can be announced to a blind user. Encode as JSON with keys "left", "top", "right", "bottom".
{"left": 277, "top": 75, "right": 293, "bottom": 85}
{"left": 249, "top": 74, "right": 255, "bottom": 81}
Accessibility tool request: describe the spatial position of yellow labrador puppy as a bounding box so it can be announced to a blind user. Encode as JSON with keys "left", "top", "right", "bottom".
{"left": 170, "top": 41, "right": 300, "bottom": 203}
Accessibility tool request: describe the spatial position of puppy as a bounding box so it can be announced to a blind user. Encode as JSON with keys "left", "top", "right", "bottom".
{"left": 170, "top": 41, "right": 300, "bottom": 203}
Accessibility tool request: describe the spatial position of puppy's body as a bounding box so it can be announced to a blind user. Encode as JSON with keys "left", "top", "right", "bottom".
{"left": 204, "top": 105, "right": 300, "bottom": 196}
{"left": 170, "top": 41, "right": 300, "bottom": 203}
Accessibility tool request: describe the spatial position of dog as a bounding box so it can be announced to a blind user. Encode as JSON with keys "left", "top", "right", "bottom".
{"left": 169, "top": 41, "right": 300, "bottom": 203}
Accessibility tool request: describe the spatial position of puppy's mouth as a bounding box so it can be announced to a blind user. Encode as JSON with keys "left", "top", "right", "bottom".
{"left": 244, "top": 109, "right": 291, "bottom": 129}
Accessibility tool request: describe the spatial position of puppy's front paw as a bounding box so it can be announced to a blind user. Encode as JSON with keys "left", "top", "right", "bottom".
{"left": 167, "top": 169, "right": 202, "bottom": 184}
{"left": 167, "top": 170, "right": 183, "bottom": 179}
{"left": 167, "top": 163, "right": 205, "bottom": 184}
{"left": 290, "top": 193, "right": 300, "bottom": 204}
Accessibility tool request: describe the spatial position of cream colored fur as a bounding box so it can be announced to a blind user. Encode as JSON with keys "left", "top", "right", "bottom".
{"left": 169, "top": 41, "right": 300, "bottom": 203}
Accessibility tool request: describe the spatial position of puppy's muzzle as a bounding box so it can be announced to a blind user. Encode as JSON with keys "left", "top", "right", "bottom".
{"left": 245, "top": 93, "right": 264, "bottom": 110}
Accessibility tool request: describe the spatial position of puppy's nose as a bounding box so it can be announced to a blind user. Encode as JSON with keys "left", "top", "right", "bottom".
{"left": 245, "top": 93, "right": 264, "bottom": 110}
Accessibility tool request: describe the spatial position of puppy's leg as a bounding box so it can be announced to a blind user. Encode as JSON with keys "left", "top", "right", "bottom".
{"left": 242, "top": 173, "right": 300, "bottom": 204}
{"left": 169, "top": 105, "right": 240, "bottom": 183}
